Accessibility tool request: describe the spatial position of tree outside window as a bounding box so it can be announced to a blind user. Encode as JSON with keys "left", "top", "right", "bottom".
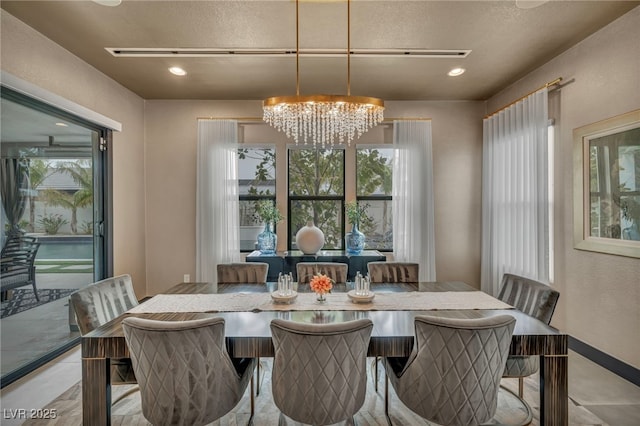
{"left": 356, "top": 147, "right": 393, "bottom": 251}
{"left": 238, "top": 147, "right": 276, "bottom": 251}
{"left": 288, "top": 149, "right": 344, "bottom": 250}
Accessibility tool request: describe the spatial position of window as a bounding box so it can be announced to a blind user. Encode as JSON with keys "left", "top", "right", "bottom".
{"left": 238, "top": 147, "right": 276, "bottom": 251}
{"left": 588, "top": 129, "right": 640, "bottom": 241}
{"left": 356, "top": 147, "right": 393, "bottom": 251}
{"left": 288, "top": 148, "right": 345, "bottom": 250}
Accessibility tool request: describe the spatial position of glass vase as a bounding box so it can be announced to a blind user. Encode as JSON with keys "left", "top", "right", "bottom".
{"left": 256, "top": 223, "right": 277, "bottom": 254}
{"left": 316, "top": 292, "right": 327, "bottom": 303}
{"left": 345, "top": 223, "right": 365, "bottom": 255}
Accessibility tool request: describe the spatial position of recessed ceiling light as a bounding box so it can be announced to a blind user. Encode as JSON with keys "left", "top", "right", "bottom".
{"left": 169, "top": 67, "right": 187, "bottom": 76}
{"left": 448, "top": 68, "right": 465, "bottom": 77}
{"left": 92, "top": 0, "right": 122, "bottom": 6}
{"left": 55, "top": 122, "right": 68, "bottom": 127}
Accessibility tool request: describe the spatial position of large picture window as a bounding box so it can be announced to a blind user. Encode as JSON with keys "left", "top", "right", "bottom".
{"left": 238, "top": 147, "right": 276, "bottom": 251}
{"left": 356, "top": 147, "right": 393, "bottom": 251}
{"left": 288, "top": 148, "right": 345, "bottom": 250}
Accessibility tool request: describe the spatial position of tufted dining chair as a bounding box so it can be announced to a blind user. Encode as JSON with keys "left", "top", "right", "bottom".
{"left": 384, "top": 314, "right": 516, "bottom": 426}
{"left": 296, "top": 262, "right": 348, "bottom": 284}
{"left": 367, "top": 261, "right": 419, "bottom": 284}
{"left": 69, "top": 274, "right": 139, "bottom": 404}
{"left": 270, "top": 318, "right": 373, "bottom": 426}
{"left": 217, "top": 262, "right": 269, "bottom": 285}
{"left": 217, "top": 262, "right": 269, "bottom": 396}
{"left": 497, "top": 273, "right": 560, "bottom": 424}
{"left": 122, "top": 317, "right": 257, "bottom": 426}
{"left": 367, "top": 261, "right": 419, "bottom": 391}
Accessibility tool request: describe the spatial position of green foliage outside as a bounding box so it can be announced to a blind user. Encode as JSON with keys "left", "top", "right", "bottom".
{"left": 356, "top": 148, "right": 393, "bottom": 246}
{"left": 589, "top": 138, "right": 640, "bottom": 240}
{"left": 289, "top": 149, "right": 344, "bottom": 248}
{"left": 81, "top": 221, "right": 94, "bottom": 235}
{"left": 40, "top": 160, "right": 93, "bottom": 234}
{"left": 241, "top": 146, "right": 393, "bottom": 249}
{"left": 26, "top": 159, "right": 54, "bottom": 232}
{"left": 38, "top": 213, "right": 68, "bottom": 235}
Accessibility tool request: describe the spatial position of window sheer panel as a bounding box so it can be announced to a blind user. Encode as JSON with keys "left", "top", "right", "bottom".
{"left": 196, "top": 120, "right": 240, "bottom": 287}
{"left": 481, "top": 89, "right": 549, "bottom": 296}
{"left": 392, "top": 121, "right": 436, "bottom": 281}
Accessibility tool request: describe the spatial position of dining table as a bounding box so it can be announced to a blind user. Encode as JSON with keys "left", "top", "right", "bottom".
{"left": 81, "top": 280, "right": 568, "bottom": 426}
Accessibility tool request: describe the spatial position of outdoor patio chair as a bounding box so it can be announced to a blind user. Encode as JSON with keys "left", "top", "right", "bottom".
{"left": 1, "top": 235, "right": 41, "bottom": 301}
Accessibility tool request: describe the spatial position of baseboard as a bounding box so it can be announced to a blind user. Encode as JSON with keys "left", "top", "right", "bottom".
{"left": 569, "top": 336, "right": 640, "bottom": 387}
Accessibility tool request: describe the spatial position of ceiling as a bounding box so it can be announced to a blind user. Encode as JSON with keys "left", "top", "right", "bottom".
{"left": 1, "top": 1, "right": 638, "bottom": 101}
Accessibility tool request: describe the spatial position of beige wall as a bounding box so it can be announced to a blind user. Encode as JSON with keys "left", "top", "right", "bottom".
{"left": 486, "top": 7, "right": 640, "bottom": 368}
{"left": 144, "top": 100, "right": 484, "bottom": 295}
{"left": 1, "top": 11, "right": 148, "bottom": 296}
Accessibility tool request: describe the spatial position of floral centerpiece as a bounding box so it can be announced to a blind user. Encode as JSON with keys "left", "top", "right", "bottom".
{"left": 255, "top": 200, "right": 284, "bottom": 254}
{"left": 309, "top": 273, "right": 333, "bottom": 302}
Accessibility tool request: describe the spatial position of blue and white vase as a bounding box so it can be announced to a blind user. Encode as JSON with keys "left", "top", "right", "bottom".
{"left": 257, "top": 223, "right": 277, "bottom": 254}
{"left": 345, "top": 223, "right": 365, "bottom": 254}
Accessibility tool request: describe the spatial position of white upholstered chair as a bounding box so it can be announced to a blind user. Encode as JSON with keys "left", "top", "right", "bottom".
{"left": 270, "top": 318, "right": 373, "bottom": 426}
{"left": 384, "top": 314, "right": 516, "bottom": 426}
{"left": 217, "top": 262, "right": 269, "bottom": 285}
{"left": 69, "top": 274, "right": 139, "bottom": 404}
{"left": 367, "top": 261, "right": 419, "bottom": 284}
{"left": 217, "top": 262, "right": 269, "bottom": 395}
{"left": 296, "top": 262, "right": 348, "bottom": 284}
{"left": 498, "top": 273, "right": 560, "bottom": 424}
{"left": 122, "top": 316, "right": 257, "bottom": 426}
{"left": 367, "top": 261, "right": 420, "bottom": 391}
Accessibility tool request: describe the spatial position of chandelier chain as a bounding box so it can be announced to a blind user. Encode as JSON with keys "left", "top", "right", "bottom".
{"left": 262, "top": 0, "right": 384, "bottom": 147}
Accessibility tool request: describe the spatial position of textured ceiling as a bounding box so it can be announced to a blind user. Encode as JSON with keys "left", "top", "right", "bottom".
{"left": 1, "top": 1, "right": 638, "bottom": 101}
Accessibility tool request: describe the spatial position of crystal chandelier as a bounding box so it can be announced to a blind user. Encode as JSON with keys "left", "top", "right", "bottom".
{"left": 263, "top": 0, "right": 384, "bottom": 148}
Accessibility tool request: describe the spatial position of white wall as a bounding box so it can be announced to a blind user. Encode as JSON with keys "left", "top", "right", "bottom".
{"left": 486, "top": 7, "right": 640, "bottom": 369}
{"left": 1, "top": 10, "right": 148, "bottom": 296}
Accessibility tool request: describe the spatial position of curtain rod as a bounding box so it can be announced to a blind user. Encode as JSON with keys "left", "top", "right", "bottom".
{"left": 484, "top": 77, "right": 562, "bottom": 119}
{"left": 197, "top": 117, "right": 431, "bottom": 124}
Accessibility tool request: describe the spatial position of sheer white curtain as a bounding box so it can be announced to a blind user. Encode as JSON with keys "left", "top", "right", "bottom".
{"left": 392, "top": 120, "right": 436, "bottom": 281}
{"left": 196, "top": 119, "right": 240, "bottom": 287}
{"left": 481, "top": 88, "right": 549, "bottom": 296}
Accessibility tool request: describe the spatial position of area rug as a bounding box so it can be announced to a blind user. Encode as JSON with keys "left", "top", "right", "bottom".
{"left": 1, "top": 288, "right": 76, "bottom": 319}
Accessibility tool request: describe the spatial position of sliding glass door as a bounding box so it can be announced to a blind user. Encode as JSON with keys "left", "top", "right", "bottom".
{"left": 0, "top": 87, "right": 111, "bottom": 386}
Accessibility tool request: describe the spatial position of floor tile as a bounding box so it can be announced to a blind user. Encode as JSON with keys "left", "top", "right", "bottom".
{"left": 583, "top": 404, "right": 640, "bottom": 426}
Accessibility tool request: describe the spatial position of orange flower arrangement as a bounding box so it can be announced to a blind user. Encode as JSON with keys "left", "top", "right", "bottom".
{"left": 309, "top": 273, "right": 333, "bottom": 295}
